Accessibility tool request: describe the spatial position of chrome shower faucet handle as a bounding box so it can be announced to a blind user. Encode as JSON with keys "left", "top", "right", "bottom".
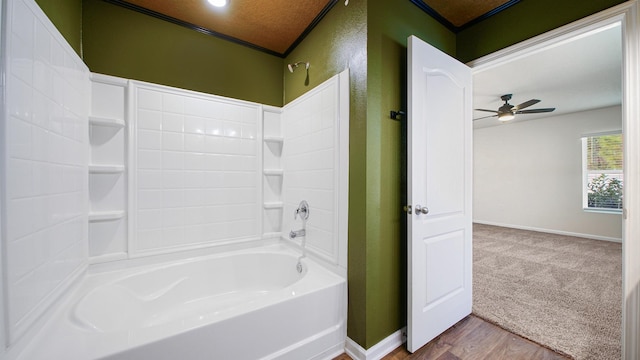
{"left": 294, "top": 200, "right": 310, "bottom": 220}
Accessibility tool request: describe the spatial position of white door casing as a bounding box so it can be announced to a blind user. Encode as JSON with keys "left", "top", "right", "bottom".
{"left": 407, "top": 35, "right": 473, "bottom": 353}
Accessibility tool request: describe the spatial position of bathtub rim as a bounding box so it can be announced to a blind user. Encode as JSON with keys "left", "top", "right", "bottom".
{"left": 15, "top": 240, "right": 347, "bottom": 360}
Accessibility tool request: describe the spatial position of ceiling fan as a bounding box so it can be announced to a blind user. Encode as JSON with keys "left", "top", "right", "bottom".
{"left": 474, "top": 94, "right": 556, "bottom": 121}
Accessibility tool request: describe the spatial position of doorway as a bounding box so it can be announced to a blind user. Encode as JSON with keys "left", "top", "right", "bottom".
{"left": 468, "top": 3, "right": 639, "bottom": 358}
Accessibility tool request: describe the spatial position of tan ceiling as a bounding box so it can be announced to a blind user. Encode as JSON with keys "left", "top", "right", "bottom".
{"left": 419, "top": 0, "right": 514, "bottom": 28}
{"left": 114, "top": 0, "right": 516, "bottom": 57}
{"left": 117, "top": 0, "right": 336, "bottom": 56}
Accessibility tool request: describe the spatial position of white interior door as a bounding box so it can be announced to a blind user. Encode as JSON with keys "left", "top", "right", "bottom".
{"left": 407, "top": 35, "right": 473, "bottom": 353}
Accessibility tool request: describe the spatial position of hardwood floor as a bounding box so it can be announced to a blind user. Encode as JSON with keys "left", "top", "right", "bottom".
{"left": 332, "top": 315, "right": 569, "bottom": 360}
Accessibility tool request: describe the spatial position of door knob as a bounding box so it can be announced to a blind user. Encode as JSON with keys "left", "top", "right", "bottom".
{"left": 415, "top": 205, "right": 429, "bottom": 215}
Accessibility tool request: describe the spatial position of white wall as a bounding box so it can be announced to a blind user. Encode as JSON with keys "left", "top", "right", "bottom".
{"left": 1, "top": 0, "right": 89, "bottom": 347}
{"left": 474, "top": 106, "right": 623, "bottom": 241}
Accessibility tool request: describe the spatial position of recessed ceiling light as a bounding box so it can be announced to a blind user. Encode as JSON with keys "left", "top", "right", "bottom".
{"left": 207, "top": 0, "right": 228, "bottom": 7}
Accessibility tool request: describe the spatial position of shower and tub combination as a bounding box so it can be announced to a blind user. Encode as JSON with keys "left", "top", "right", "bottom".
{"left": 0, "top": 0, "right": 350, "bottom": 359}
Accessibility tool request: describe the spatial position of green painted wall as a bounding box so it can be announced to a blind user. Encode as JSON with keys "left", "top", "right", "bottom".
{"left": 457, "top": 0, "right": 627, "bottom": 62}
{"left": 284, "top": 0, "right": 454, "bottom": 348}
{"left": 283, "top": 0, "right": 369, "bottom": 346}
{"left": 35, "top": 0, "right": 82, "bottom": 55}
{"left": 82, "top": 0, "right": 283, "bottom": 106}
{"left": 35, "top": 0, "right": 629, "bottom": 352}
{"left": 364, "top": 0, "right": 455, "bottom": 349}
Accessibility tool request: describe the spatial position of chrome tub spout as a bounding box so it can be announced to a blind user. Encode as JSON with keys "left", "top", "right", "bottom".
{"left": 289, "top": 229, "right": 306, "bottom": 239}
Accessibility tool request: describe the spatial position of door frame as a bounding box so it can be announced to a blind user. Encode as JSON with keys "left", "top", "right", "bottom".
{"left": 467, "top": 2, "right": 640, "bottom": 358}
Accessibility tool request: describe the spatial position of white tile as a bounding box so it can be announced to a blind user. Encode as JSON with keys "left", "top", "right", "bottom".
{"left": 162, "top": 151, "right": 184, "bottom": 170}
{"left": 204, "top": 118, "right": 223, "bottom": 136}
{"left": 137, "top": 149, "right": 162, "bottom": 169}
{"left": 184, "top": 152, "right": 204, "bottom": 170}
{"left": 33, "top": 163, "right": 51, "bottom": 196}
{"left": 7, "top": 197, "right": 35, "bottom": 240}
{"left": 50, "top": 37, "right": 65, "bottom": 70}
{"left": 136, "top": 229, "right": 162, "bottom": 250}
{"left": 12, "top": 0, "right": 35, "bottom": 43}
{"left": 11, "top": 32, "right": 34, "bottom": 86}
{"left": 51, "top": 73, "right": 66, "bottom": 117}
{"left": 162, "top": 227, "right": 185, "bottom": 247}
{"left": 7, "top": 158, "right": 34, "bottom": 199}
{"left": 184, "top": 189, "right": 204, "bottom": 207}
{"left": 7, "top": 77, "right": 33, "bottom": 123}
{"left": 162, "top": 208, "right": 184, "bottom": 228}
{"left": 138, "top": 169, "right": 162, "bottom": 189}
{"left": 184, "top": 116, "right": 205, "bottom": 134}
{"left": 184, "top": 134, "right": 204, "bottom": 153}
{"left": 9, "top": 273, "right": 38, "bottom": 327}
{"left": 138, "top": 89, "right": 163, "bottom": 110}
{"left": 32, "top": 91, "right": 51, "bottom": 130}
{"left": 162, "top": 170, "right": 184, "bottom": 189}
{"left": 183, "top": 207, "right": 204, "bottom": 225}
{"left": 162, "top": 189, "right": 184, "bottom": 208}
{"left": 184, "top": 97, "right": 208, "bottom": 117}
{"left": 7, "top": 235, "right": 36, "bottom": 282}
{"left": 162, "top": 113, "right": 184, "bottom": 133}
{"left": 183, "top": 225, "right": 204, "bottom": 242}
{"left": 241, "top": 124, "right": 256, "bottom": 139}
{"left": 138, "top": 129, "right": 162, "bottom": 149}
{"left": 138, "top": 190, "right": 162, "bottom": 209}
{"left": 138, "top": 209, "right": 163, "bottom": 230}
{"left": 137, "top": 109, "right": 162, "bottom": 130}
{"left": 223, "top": 121, "right": 241, "bottom": 138}
{"left": 184, "top": 171, "right": 205, "bottom": 189}
{"left": 162, "top": 93, "right": 185, "bottom": 113}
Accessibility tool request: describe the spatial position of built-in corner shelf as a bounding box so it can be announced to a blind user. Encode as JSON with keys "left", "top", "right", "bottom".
{"left": 263, "top": 169, "right": 284, "bottom": 176}
{"left": 89, "top": 164, "right": 126, "bottom": 174}
{"left": 89, "top": 210, "right": 126, "bottom": 222}
{"left": 263, "top": 202, "right": 284, "bottom": 209}
{"left": 89, "top": 116, "right": 125, "bottom": 128}
{"left": 262, "top": 108, "right": 284, "bottom": 236}
{"left": 263, "top": 136, "right": 284, "bottom": 144}
{"left": 89, "top": 73, "right": 128, "bottom": 263}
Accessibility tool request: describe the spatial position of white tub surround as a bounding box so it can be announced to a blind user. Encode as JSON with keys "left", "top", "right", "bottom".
{"left": 1, "top": 0, "right": 349, "bottom": 358}
{"left": 1, "top": 0, "right": 90, "bottom": 348}
{"left": 18, "top": 245, "right": 346, "bottom": 360}
{"left": 281, "top": 70, "right": 350, "bottom": 278}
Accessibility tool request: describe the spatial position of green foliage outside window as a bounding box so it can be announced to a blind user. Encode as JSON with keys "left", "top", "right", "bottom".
{"left": 587, "top": 174, "right": 623, "bottom": 209}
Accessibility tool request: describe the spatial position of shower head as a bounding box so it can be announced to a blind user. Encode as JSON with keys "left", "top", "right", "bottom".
{"left": 287, "top": 61, "right": 309, "bottom": 73}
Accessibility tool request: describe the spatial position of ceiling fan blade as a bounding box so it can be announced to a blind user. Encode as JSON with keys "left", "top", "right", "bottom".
{"left": 516, "top": 108, "right": 556, "bottom": 114}
{"left": 474, "top": 108, "right": 500, "bottom": 113}
{"left": 473, "top": 114, "right": 498, "bottom": 121}
{"left": 512, "top": 99, "right": 540, "bottom": 111}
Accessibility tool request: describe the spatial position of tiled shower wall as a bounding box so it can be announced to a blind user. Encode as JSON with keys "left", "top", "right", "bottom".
{"left": 281, "top": 73, "right": 348, "bottom": 272}
{"left": 131, "top": 82, "right": 262, "bottom": 255}
{"left": 1, "top": 0, "right": 89, "bottom": 345}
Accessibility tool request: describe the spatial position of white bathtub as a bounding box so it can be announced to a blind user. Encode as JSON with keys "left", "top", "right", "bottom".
{"left": 19, "top": 244, "right": 346, "bottom": 360}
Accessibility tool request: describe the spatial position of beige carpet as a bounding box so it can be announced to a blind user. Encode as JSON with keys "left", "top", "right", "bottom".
{"left": 473, "top": 224, "right": 622, "bottom": 360}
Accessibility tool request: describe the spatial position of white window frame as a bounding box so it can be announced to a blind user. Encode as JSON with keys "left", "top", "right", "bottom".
{"left": 581, "top": 131, "right": 623, "bottom": 213}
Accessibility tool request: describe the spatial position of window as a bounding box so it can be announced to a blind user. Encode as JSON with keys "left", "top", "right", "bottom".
{"left": 582, "top": 132, "right": 623, "bottom": 211}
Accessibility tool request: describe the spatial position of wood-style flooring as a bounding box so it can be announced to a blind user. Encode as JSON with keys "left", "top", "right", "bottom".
{"left": 332, "top": 315, "right": 569, "bottom": 360}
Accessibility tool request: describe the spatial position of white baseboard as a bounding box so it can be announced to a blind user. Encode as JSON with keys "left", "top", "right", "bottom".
{"left": 473, "top": 220, "right": 622, "bottom": 243}
{"left": 345, "top": 328, "right": 406, "bottom": 360}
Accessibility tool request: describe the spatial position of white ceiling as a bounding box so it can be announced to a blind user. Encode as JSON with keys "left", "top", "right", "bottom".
{"left": 472, "top": 23, "right": 622, "bottom": 128}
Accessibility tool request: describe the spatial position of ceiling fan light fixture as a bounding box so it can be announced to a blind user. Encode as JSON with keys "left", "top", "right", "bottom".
{"left": 207, "top": 0, "right": 228, "bottom": 7}
{"left": 498, "top": 112, "right": 515, "bottom": 122}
